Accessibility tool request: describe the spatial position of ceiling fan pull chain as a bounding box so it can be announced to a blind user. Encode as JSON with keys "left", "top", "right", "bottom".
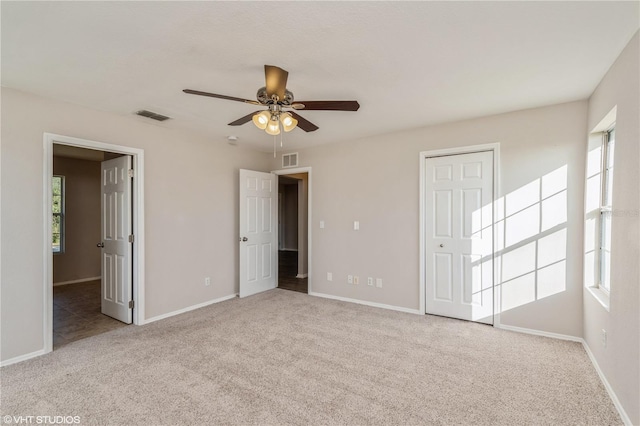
{"left": 273, "top": 135, "right": 276, "bottom": 158}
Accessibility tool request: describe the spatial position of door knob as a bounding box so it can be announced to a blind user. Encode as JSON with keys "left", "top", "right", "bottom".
{"left": 97, "top": 242, "right": 104, "bottom": 248}
{"left": 439, "top": 244, "right": 444, "bottom": 248}
{"left": 240, "top": 237, "right": 248, "bottom": 242}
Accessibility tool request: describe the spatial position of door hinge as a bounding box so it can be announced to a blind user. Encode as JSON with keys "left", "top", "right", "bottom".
{"left": 128, "top": 168, "right": 134, "bottom": 178}
{"left": 128, "top": 234, "right": 134, "bottom": 243}
{"left": 129, "top": 300, "right": 134, "bottom": 309}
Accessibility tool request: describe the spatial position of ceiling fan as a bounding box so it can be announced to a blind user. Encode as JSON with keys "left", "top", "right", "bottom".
{"left": 183, "top": 65, "right": 360, "bottom": 135}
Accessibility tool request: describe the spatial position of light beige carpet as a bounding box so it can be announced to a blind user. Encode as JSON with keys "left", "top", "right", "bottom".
{"left": 1, "top": 289, "right": 620, "bottom": 425}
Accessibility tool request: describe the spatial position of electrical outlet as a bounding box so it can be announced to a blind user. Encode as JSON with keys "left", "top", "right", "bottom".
{"left": 347, "top": 275, "right": 353, "bottom": 284}
{"left": 354, "top": 276, "right": 359, "bottom": 285}
{"left": 376, "top": 278, "right": 383, "bottom": 288}
{"left": 205, "top": 277, "right": 211, "bottom": 286}
{"left": 367, "top": 277, "right": 373, "bottom": 286}
{"left": 327, "top": 272, "right": 333, "bottom": 282}
{"left": 601, "top": 329, "right": 607, "bottom": 347}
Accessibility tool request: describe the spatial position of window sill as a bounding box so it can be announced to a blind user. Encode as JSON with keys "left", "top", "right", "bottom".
{"left": 587, "top": 286, "right": 610, "bottom": 312}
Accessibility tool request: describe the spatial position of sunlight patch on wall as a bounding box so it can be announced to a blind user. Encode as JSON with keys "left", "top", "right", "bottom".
{"left": 541, "top": 191, "right": 567, "bottom": 231}
{"left": 505, "top": 204, "right": 540, "bottom": 247}
{"left": 501, "top": 242, "right": 536, "bottom": 282}
{"left": 502, "top": 272, "right": 536, "bottom": 312}
{"left": 497, "top": 164, "right": 568, "bottom": 313}
{"left": 538, "top": 228, "right": 567, "bottom": 267}
{"left": 537, "top": 260, "right": 566, "bottom": 299}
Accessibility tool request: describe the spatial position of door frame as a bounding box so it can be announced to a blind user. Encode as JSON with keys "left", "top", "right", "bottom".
{"left": 272, "top": 167, "right": 312, "bottom": 293}
{"left": 419, "top": 143, "right": 501, "bottom": 326}
{"left": 43, "top": 133, "right": 145, "bottom": 353}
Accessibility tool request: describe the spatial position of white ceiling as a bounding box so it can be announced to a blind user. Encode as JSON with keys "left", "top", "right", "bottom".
{"left": 2, "top": 2, "right": 638, "bottom": 152}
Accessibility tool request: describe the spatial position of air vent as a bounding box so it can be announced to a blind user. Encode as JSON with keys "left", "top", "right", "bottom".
{"left": 135, "top": 110, "right": 171, "bottom": 122}
{"left": 282, "top": 152, "right": 298, "bottom": 168}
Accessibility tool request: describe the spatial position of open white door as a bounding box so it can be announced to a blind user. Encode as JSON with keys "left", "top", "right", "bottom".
{"left": 100, "top": 156, "right": 133, "bottom": 324}
{"left": 239, "top": 169, "right": 277, "bottom": 298}
{"left": 425, "top": 151, "right": 494, "bottom": 324}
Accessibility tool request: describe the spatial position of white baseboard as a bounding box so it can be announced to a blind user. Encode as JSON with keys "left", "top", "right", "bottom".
{"left": 309, "top": 292, "right": 421, "bottom": 315}
{"left": 0, "top": 348, "right": 48, "bottom": 367}
{"left": 142, "top": 293, "right": 237, "bottom": 325}
{"left": 582, "top": 341, "right": 632, "bottom": 426}
{"left": 53, "top": 276, "right": 101, "bottom": 286}
{"left": 295, "top": 273, "right": 308, "bottom": 279}
{"left": 495, "top": 324, "right": 582, "bottom": 342}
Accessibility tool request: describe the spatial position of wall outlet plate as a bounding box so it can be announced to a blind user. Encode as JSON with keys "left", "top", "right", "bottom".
{"left": 376, "top": 278, "right": 383, "bottom": 288}
{"left": 347, "top": 275, "right": 353, "bottom": 284}
{"left": 353, "top": 276, "right": 359, "bottom": 285}
{"left": 367, "top": 277, "right": 373, "bottom": 286}
{"left": 205, "top": 277, "right": 211, "bottom": 286}
{"left": 327, "top": 272, "right": 333, "bottom": 282}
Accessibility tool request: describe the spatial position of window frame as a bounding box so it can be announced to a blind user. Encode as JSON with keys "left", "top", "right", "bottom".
{"left": 598, "top": 126, "right": 615, "bottom": 294}
{"left": 52, "top": 175, "right": 65, "bottom": 254}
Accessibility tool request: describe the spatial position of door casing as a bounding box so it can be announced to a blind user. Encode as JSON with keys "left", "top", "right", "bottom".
{"left": 419, "top": 143, "right": 500, "bottom": 326}
{"left": 43, "top": 133, "right": 145, "bottom": 354}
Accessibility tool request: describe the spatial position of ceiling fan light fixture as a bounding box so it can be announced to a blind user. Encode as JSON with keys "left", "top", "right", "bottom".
{"left": 252, "top": 111, "right": 270, "bottom": 130}
{"left": 265, "top": 118, "right": 281, "bottom": 136}
{"left": 280, "top": 113, "right": 298, "bottom": 132}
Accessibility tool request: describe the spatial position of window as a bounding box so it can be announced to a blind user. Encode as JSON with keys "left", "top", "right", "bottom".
{"left": 599, "top": 127, "right": 615, "bottom": 293}
{"left": 52, "top": 175, "right": 65, "bottom": 253}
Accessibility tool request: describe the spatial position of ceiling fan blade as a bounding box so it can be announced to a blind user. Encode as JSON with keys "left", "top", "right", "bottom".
{"left": 292, "top": 100, "right": 360, "bottom": 111}
{"left": 290, "top": 112, "right": 319, "bottom": 132}
{"left": 228, "top": 111, "right": 262, "bottom": 126}
{"left": 264, "top": 65, "right": 288, "bottom": 101}
{"left": 183, "top": 89, "right": 261, "bottom": 105}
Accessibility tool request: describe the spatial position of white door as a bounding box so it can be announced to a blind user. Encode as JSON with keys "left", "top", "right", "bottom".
{"left": 425, "top": 151, "right": 494, "bottom": 324}
{"left": 100, "top": 156, "right": 133, "bottom": 324}
{"left": 239, "top": 169, "right": 277, "bottom": 298}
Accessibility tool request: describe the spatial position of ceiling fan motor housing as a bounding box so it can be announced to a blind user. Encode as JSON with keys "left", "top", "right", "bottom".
{"left": 283, "top": 90, "right": 294, "bottom": 105}
{"left": 256, "top": 86, "right": 294, "bottom": 105}
{"left": 256, "top": 87, "right": 269, "bottom": 104}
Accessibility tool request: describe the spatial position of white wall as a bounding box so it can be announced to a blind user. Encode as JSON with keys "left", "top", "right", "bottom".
{"left": 0, "top": 88, "right": 271, "bottom": 362}
{"left": 273, "top": 100, "right": 588, "bottom": 337}
{"left": 584, "top": 31, "right": 639, "bottom": 425}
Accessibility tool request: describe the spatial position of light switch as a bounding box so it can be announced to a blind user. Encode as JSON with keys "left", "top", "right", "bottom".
{"left": 320, "top": 221, "right": 325, "bottom": 229}
{"left": 354, "top": 221, "right": 360, "bottom": 230}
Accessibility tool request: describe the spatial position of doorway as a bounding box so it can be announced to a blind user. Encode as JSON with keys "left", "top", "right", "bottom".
{"left": 52, "top": 146, "right": 130, "bottom": 347}
{"left": 274, "top": 167, "right": 312, "bottom": 295}
{"left": 43, "top": 133, "right": 146, "bottom": 354}
{"left": 278, "top": 175, "right": 307, "bottom": 293}
{"left": 420, "top": 144, "right": 499, "bottom": 325}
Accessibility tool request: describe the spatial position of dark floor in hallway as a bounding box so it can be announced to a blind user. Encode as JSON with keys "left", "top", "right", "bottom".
{"left": 278, "top": 250, "right": 307, "bottom": 293}
{"left": 53, "top": 280, "right": 128, "bottom": 348}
